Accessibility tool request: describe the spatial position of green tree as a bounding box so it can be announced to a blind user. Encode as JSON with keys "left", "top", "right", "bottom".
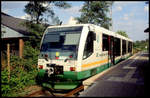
{"left": 133, "top": 38, "right": 149, "bottom": 53}
{"left": 24, "top": 22, "right": 46, "bottom": 48}
{"left": 51, "top": 16, "right": 61, "bottom": 25}
{"left": 24, "top": 1, "right": 71, "bottom": 24}
{"left": 116, "top": 30, "right": 129, "bottom": 38}
{"left": 76, "top": 1, "right": 112, "bottom": 29}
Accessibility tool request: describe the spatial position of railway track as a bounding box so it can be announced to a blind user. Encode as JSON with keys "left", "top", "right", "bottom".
{"left": 24, "top": 53, "right": 140, "bottom": 97}
{"left": 25, "top": 85, "right": 84, "bottom": 97}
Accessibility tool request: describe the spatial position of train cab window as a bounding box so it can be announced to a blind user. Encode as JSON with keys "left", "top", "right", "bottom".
{"left": 102, "top": 34, "right": 109, "bottom": 51}
{"left": 83, "top": 31, "right": 95, "bottom": 59}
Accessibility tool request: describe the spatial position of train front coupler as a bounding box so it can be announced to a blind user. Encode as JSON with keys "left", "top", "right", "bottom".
{"left": 36, "top": 64, "right": 63, "bottom": 81}
{"left": 47, "top": 67, "right": 54, "bottom": 77}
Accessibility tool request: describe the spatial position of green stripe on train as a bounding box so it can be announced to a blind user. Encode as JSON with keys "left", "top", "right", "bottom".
{"left": 38, "top": 56, "right": 129, "bottom": 81}
{"left": 63, "top": 54, "right": 132, "bottom": 80}
{"left": 39, "top": 56, "right": 131, "bottom": 90}
{"left": 63, "top": 63, "right": 111, "bottom": 80}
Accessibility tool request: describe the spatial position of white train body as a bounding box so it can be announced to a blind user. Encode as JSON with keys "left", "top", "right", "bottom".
{"left": 38, "top": 24, "right": 133, "bottom": 81}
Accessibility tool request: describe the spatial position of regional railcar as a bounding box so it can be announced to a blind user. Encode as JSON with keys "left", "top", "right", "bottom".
{"left": 37, "top": 24, "right": 133, "bottom": 90}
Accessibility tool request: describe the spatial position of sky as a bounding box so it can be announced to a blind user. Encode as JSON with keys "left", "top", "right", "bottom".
{"left": 1, "top": 1, "right": 149, "bottom": 42}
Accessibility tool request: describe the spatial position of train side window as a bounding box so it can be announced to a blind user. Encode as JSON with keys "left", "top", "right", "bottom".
{"left": 130, "top": 42, "right": 132, "bottom": 52}
{"left": 122, "top": 40, "right": 126, "bottom": 55}
{"left": 83, "top": 31, "right": 95, "bottom": 59}
{"left": 114, "top": 38, "right": 121, "bottom": 56}
{"left": 128, "top": 42, "right": 130, "bottom": 53}
{"left": 102, "top": 34, "right": 109, "bottom": 51}
{"left": 128, "top": 42, "right": 132, "bottom": 53}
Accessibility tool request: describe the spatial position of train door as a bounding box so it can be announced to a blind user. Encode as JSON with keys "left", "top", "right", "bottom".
{"left": 108, "top": 36, "right": 115, "bottom": 66}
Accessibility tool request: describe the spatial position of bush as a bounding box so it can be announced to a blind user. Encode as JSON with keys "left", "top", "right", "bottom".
{"left": 1, "top": 68, "right": 38, "bottom": 97}
{"left": 1, "top": 69, "right": 11, "bottom": 97}
{"left": 1, "top": 22, "right": 45, "bottom": 97}
{"left": 1, "top": 43, "right": 39, "bottom": 97}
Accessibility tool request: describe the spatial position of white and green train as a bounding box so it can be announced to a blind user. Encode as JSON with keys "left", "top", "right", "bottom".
{"left": 37, "top": 24, "right": 133, "bottom": 90}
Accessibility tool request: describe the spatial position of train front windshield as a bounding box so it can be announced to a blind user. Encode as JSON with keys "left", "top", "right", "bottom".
{"left": 40, "top": 26, "right": 83, "bottom": 60}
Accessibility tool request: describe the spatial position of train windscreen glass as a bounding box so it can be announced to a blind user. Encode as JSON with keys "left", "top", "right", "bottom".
{"left": 40, "top": 26, "right": 83, "bottom": 60}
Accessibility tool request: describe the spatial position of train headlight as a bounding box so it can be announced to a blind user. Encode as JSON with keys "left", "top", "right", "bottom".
{"left": 69, "top": 54, "right": 73, "bottom": 58}
{"left": 39, "top": 65, "right": 43, "bottom": 69}
{"left": 55, "top": 56, "right": 59, "bottom": 59}
{"left": 44, "top": 54, "right": 48, "bottom": 58}
{"left": 70, "top": 67, "right": 76, "bottom": 71}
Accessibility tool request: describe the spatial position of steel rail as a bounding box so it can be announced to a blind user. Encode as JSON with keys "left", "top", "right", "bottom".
{"left": 24, "top": 85, "right": 84, "bottom": 97}
{"left": 63, "top": 85, "right": 84, "bottom": 97}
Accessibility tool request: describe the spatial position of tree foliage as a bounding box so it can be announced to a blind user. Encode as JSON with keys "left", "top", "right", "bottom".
{"left": 76, "top": 1, "right": 112, "bottom": 29}
{"left": 24, "top": 22, "right": 46, "bottom": 48}
{"left": 24, "top": 1, "right": 71, "bottom": 24}
{"left": 116, "top": 30, "right": 129, "bottom": 38}
{"left": 1, "top": 47, "right": 39, "bottom": 97}
{"left": 133, "top": 39, "right": 149, "bottom": 53}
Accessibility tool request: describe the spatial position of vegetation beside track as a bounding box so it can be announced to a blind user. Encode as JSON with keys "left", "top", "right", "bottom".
{"left": 133, "top": 39, "right": 149, "bottom": 54}
{"left": 1, "top": 23, "right": 44, "bottom": 97}
{"left": 1, "top": 43, "right": 39, "bottom": 97}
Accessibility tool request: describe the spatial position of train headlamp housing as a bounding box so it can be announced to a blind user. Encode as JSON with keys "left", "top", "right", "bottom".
{"left": 55, "top": 56, "right": 59, "bottom": 59}
{"left": 70, "top": 67, "right": 76, "bottom": 71}
{"left": 39, "top": 65, "right": 43, "bottom": 69}
{"left": 44, "top": 54, "right": 48, "bottom": 58}
{"left": 69, "top": 54, "right": 73, "bottom": 58}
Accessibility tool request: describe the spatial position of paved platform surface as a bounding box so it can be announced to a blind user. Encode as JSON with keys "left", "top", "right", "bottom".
{"left": 79, "top": 52, "right": 149, "bottom": 97}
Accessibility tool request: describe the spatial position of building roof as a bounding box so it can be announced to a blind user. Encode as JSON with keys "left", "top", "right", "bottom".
{"left": 144, "top": 27, "right": 149, "bottom": 33}
{"left": 2, "top": 24, "right": 26, "bottom": 39}
{"left": 1, "top": 12, "right": 52, "bottom": 37}
{"left": 1, "top": 12, "right": 31, "bottom": 35}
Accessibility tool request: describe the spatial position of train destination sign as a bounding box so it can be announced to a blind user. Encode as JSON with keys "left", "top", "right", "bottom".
{"left": 47, "top": 26, "right": 83, "bottom": 34}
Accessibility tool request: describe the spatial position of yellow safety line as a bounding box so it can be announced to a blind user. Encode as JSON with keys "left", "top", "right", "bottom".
{"left": 82, "top": 58, "right": 108, "bottom": 68}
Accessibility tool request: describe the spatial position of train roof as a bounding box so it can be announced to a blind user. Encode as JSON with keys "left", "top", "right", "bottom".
{"left": 47, "top": 24, "right": 133, "bottom": 42}
{"left": 91, "top": 24, "right": 133, "bottom": 42}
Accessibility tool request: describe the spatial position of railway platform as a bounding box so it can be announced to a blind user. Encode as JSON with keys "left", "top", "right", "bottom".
{"left": 79, "top": 51, "right": 149, "bottom": 97}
